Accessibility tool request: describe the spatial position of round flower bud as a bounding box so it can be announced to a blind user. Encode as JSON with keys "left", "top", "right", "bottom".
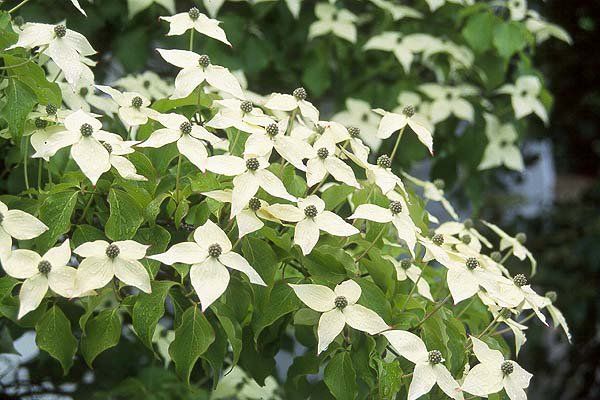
{"left": 389, "top": 201, "right": 403, "bottom": 215}
{"left": 38, "top": 260, "right": 52, "bottom": 274}
{"left": 501, "top": 361, "right": 514, "bottom": 375}
{"left": 13, "top": 16, "right": 24, "bottom": 27}
{"left": 80, "top": 123, "right": 94, "bottom": 137}
{"left": 465, "top": 257, "right": 479, "bottom": 270}
{"left": 433, "top": 179, "right": 445, "bottom": 190}
{"left": 293, "top": 87, "right": 307, "bottom": 101}
{"left": 240, "top": 100, "right": 253, "bottom": 114}
{"left": 428, "top": 350, "right": 443, "bottom": 364}
{"left": 304, "top": 205, "right": 318, "bottom": 218}
{"left": 103, "top": 143, "right": 113, "bottom": 153}
{"left": 545, "top": 291, "right": 557, "bottom": 303}
{"left": 513, "top": 274, "right": 528, "bottom": 287}
{"left": 432, "top": 233, "right": 444, "bottom": 246}
{"left": 461, "top": 234, "right": 471, "bottom": 244}
{"left": 400, "top": 258, "right": 412, "bottom": 269}
{"left": 180, "top": 121, "right": 193, "bottom": 135}
{"left": 402, "top": 105, "right": 415, "bottom": 117}
{"left": 198, "top": 54, "right": 211, "bottom": 68}
{"left": 348, "top": 126, "right": 360, "bottom": 137}
{"left": 246, "top": 158, "right": 260, "bottom": 171}
{"left": 54, "top": 24, "right": 67, "bottom": 38}
{"left": 45, "top": 104, "right": 58, "bottom": 115}
{"left": 181, "top": 223, "right": 195, "bottom": 232}
{"left": 334, "top": 296, "right": 348, "bottom": 309}
{"left": 463, "top": 218, "right": 474, "bottom": 229}
{"left": 377, "top": 154, "right": 392, "bottom": 169}
{"left": 315, "top": 124, "right": 325, "bottom": 134}
{"left": 188, "top": 7, "right": 200, "bottom": 20}
{"left": 105, "top": 244, "right": 120, "bottom": 259}
{"left": 79, "top": 87, "right": 89, "bottom": 97}
{"left": 516, "top": 232, "right": 527, "bottom": 244}
{"left": 35, "top": 118, "right": 48, "bottom": 129}
{"left": 131, "top": 96, "right": 143, "bottom": 108}
{"left": 317, "top": 147, "right": 329, "bottom": 159}
{"left": 490, "top": 251, "right": 502, "bottom": 262}
{"left": 248, "top": 197, "right": 261, "bottom": 211}
{"left": 208, "top": 243, "right": 222, "bottom": 258}
{"left": 266, "top": 123, "right": 279, "bottom": 136}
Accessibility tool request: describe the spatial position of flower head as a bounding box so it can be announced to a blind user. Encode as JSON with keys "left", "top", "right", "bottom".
{"left": 308, "top": 3, "right": 358, "bottom": 43}
{"left": 498, "top": 76, "right": 548, "bottom": 124}
{"left": 160, "top": 8, "right": 231, "bottom": 46}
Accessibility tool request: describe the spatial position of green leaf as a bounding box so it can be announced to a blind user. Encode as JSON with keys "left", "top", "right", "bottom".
{"left": 0, "top": 12, "right": 18, "bottom": 48}
{"left": 1, "top": 78, "right": 37, "bottom": 140}
{"left": 493, "top": 22, "right": 527, "bottom": 59}
{"left": 252, "top": 280, "right": 301, "bottom": 341}
{"left": 36, "top": 190, "right": 79, "bottom": 252}
{"left": 212, "top": 301, "right": 243, "bottom": 366}
{"left": 321, "top": 184, "right": 355, "bottom": 210}
{"left": 134, "top": 225, "right": 171, "bottom": 276}
{"left": 462, "top": 12, "right": 496, "bottom": 53}
{"left": 1, "top": 54, "right": 62, "bottom": 105}
{"left": 169, "top": 306, "right": 215, "bottom": 384}
{"left": 81, "top": 308, "right": 122, "bottom": 367}
{"left": 376, "top": 358, "right": 403, "bottom": 399}
{"left": 241, "top": 236, "right": 278, "bottom": 285}
{"left": 106, "top": 188, "right": 144, "bottom": 241}
{"left": 132, "top": 280, "right": 175, "bottom": 349}
{"left": 35, "top": 306, "right": 77, "bottom": 374}
{"left": 71, "top": 224, "right": 106, "bottom": 248}
{"left": 0, "top": 276, "right": 18, "bottom": 301}
{"left": 324, "top": 352, "right": 357, "bottom": 400}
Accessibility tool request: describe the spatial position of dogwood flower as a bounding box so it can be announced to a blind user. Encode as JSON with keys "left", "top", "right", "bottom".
{"left": 383, "top": 330, "right": 464, "bottom": 400}
{"left": 382, "top": 256, "right": 433, "bottom": 301}
{"left": 364, "top": 32, "right": 417, "bottom": 73}
{"left": 525, "top": 10, "right": 572, "bottom": 44}
{"left": 418, "top": 83, "right": 476, "bottom": 124}
{"left": 544, "top": 292, "right": 572, "bottom": 343}
{"left": 157, "top": 49, "right": 244, "bottom": 99}
{"left": 74, "top": 240, "right": 151, "bottom": 294}
{"left": 498, "top": 76, "right": 548, "bottom": 124}
{"left": 444, "top": 256, "right": 505, "bottom": 304}
{"left": 374, "top": 106, "right": 434, "bottom": 155}
{"left": 264, "top": 87, "right": 319, "bottom": 122}
{"left": 137, "top": 112, "right": 223, "bottom": 171}
{"left": 149, "top": 220, "right": 265, "bottom": 310}
{"left": 2, "top": 240, "right": 77, "bottom": 318}
{"left": 95, "top": 85, "right": 157, "bottom": 127}
{"left": 402, "top": 173, "right": 458, "bottom": 220}
{"left": 462, "top": 337, "right": 532, "bottom": 400}
{"left": 424, "top": 0, "right": 473, "bottom": 12}
{"left": 344, "top": 151, "right": 407, "bottom": 196}
{"left": 289, "top": 280, "right": 389, "bottom": 353}
{"left": 435, "top": 220, "right": 492, "bottom": 253}
{"left": 507, "top": 0, "right": 527, "bottom": 21}
{"left": 59, "top": 82, "right": 118, "bottom": 115}
{"left": 267, "top": 195, "right": 359, "bottom": 255}
{"left": 369, "top": 0, "right": 423, "bottom": 20}
{"left": 129, "top": 0, "right": 175, "bottom": 18}
{"left": 206, "top": 99, "right": 273, "bottom": 135}
{"left": 332, "top": 98, "right": 381, "bottom": 151}
{"left": 482, "top": 221, "right": 537, "bottom": 275}
{"left": 160, "top": 7, "right": 231, "bottom": 46}
{"left": 394, "top": 91, "right": 435, "bottom": 132}
{"left": 306, "top": 138, "right": 360, "bottom": 188}
{"left": 308, "top": 3, "right": 357, "bottom": 43}
{"left": 102, "top": 137, "right": 147, "bottom": 181}
{"left": 115, "top": 71, "right": 173, "bottom": 101}
{"left": 204, "top": 155, "right": 296, "bottom": 216}
{"left": 487, "top": 273, "right": 549, "bottom": 324}
{"left": 478, "top": 114, "right": 524, "bottom": 171}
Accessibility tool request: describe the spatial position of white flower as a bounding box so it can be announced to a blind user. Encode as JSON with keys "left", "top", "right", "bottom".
{"left": 206, "top": 98, "right": 273, "bottom": 135}
{"left": 149, "top": 220, "right": 265, "bottom": 310}
{"left": 316, "top": 121, "right": 371, "bottom": 163}
{"left": 349, "top": 198, "right": 418, "bottom": 256}
{"left": 545, "top": 294, "right": 572, "bottom": 343}
{"left": 418, "top": 83, "right": 476, "bottom": 124}
{"left": 289, "top": 280, "right": 389, "bottom": 353}
{"left": 374, "top": 107, "right": 434, "bottom": 155}
{"left": 478, "top": 114, "right": 524, "bottom": 172}
{"left": 74, "top": 240, "right": 151, "bottom": 294}
{"left": 202, "top": 190, "right": 280, "bottom": 237}
{"left": 445, "top": 256, "right": 505, "bottom": 304}
{"left": 383, "top": 330, "right": 464, "bottom": 400}
{"left": 137, "top": 112, "right": 223, "bottom": 171}
{"left": 2, "top": 240, "right": 76, "bottom": 318}
{"left": 498, "top": 76, "right": 548, "bottom": 124}
{"left": 31, "top": 109, "right": 121, "bottom": 185}
{"left": 102, "top": 137, "right": 147, "bottom": 181}
{"left": 402, "top": 173, "right": 458, "bottom": 220}
{"left": 382, "top": 256, "right": 433, "bottom": 301}
{"left": 364, "top": 32, "right": 417, "bottom": 73}
{"left": 482, "top": 221, "right": 536, "bottom": 275}
{"left": 95, "top": 85, "right": 157, "bottom": 127}
{"left": 343, "top": 151, "right": 407, "bottom": 196}
{"left": 129, "top": 0, "right": 175, "bottom": 18}
{"left": 0, "top": 202, "right": 47, "bottom": 256}
{"left": 424, "top": 0, "right": 472, "bottom": 12}
{"left": 264, "top": 88, "right": 319, "bottom": 122}
{"left": 525, "top": 11, "right": 572, "bottom": 44}
{"left": 266, "top": 195, "right": 359, "bottom": 255}
{"left": 394, "top": 91, "right": 435, "bottom": 133}
{"left": 204, "top": 155, "right": 297, "bottom": 216}
{"left": 369, "top": 0, "right": 423, "bottom": 20}
{"left": 332, "top": 98, "right": 381, "bottom": 151}
{"left": 507, "top": 0, "right": 527, "bottom": 21}
{"left": 115, "top": 71, "right": 173, "bottom": 101}
{"left": 308, "top": 3, "right": 357, "bottom": 43}
{"left": 462, "top": 337, "right": 532, "bottom": 400}
{"left": 157, "top": 49, "right": 244, "bottom": 99}
{"left": 306, "top": 138, "right": 360, "bottom": 188}
{"left": 487, "top": 274, "right": 549, "bottom": 324}
{"left": 160, "top": 7, "right": 231, "bottom": 46}
{"left": 58, "top": 82, "right": 118, "bottom": 115}
{"left": 435, "top": 220, "right": 492, "bottom": 253}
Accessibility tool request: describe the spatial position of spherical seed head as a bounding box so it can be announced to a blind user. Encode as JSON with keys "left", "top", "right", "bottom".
{"left": 45, "top": 104, "right": 57, "bottom": 115}
{"left": 38, "top": 260, "right": 52, "bottom": 274}
{"left": 428, "top": 350, "right": 443, "bottom": 364}
{"left": 304, "top": 205, "right": 318, "bottom": 218}
{"left": 348, "top": 126, "right": 360, "bottom": 137}
{"left": 180, "top": 121, "right": 192, "bottom": 134}
{"left": 461, "top": 234, "right": 471, "bottom": 244}
{"left": 208, "top": 243, "right": 222, "bottom": 258}
{"left": 103, "top": 142, "right": 113, "bottom": 153}
{"left": 513, "top": 274, "right": 528, "bottom": 287}
{"left": 317, "top": 147, "right": 329, "bottom": 159}
{"left": 432, "top": 233, "right": 444, "bottom": 246}
{"left": 188, "top": 7, "right": 200, "bottom": 20}
{"left": 433, "top": 179, "right": 445, "bottom": 190}
{"left": 545, "top": 291, "right": 557, "bottom": 303}
{"left": 80, "top": 123, "right": 93, "bottom": 137}
{"left": 400, "top": 258, "right": 412, "bottom": 269}
{"left": 377, "top": 154, "right": 392, "bottom": 169}
{"left": 246, "top": 158, "right": 260, "bottom": 171}
{"left": 501, "top": 361, "right": 514, "bottom": 375}
{"left": 143, "top": 80, "right": 151, "bottom": 88}
{"left": 334, "top": 296, "right": 348, "bottom": 309}
{"left": 293, "top": 87, "right": 307, "bottom": 101}
{"left": 389, "top": 201, "right": 403, "bottom": 215}
{"left": 198, "top": 54, "right": 211, "bottom": 68}
{"left": 266, "top": 123, "right": 279, "bottom": 136}
{"left": 516, "top": 232, "right": 527, "bottom": 244}
{"left": 79, "top": 87, "right": 89, "bottom": 97}
{"left": 463, "top": 218, "right": 474, "bottom": 229}
{"left": 490, "top": 251, "right": 502, "bottom": 262}
{"left": 402, "top": 105, "right": 415, "bottom": 117}
{"left": 248, "top": 197, "right": 261, "bottom": 211}
{"left": 35, "top": 118, "right": 48, "bottom": 129}
{"left": 105, "top": 244, "right": 120, "bottom": 259}
{"left": 240, "top": 100, "right": 253, "bottom": 114}
{"left": 54, "top": 24, "right": 67, "bottom": 38}
{"left": 466, "top": 257, "right": 479, "bottom": 270}
{"left": 131, "top": 96, "right": 143, "bottom": 108}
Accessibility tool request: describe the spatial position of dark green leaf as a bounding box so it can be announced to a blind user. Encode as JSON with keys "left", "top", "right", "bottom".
{"left": 35, "top": 306, "right": 77, "bottom": 374}
{"left": 132, "top": 280, "right": 175, "bottom": 349}
{"left": 81, "top": 308, "right": 122, "bottom": 367}
{"left": 106, "top": 188, "right": 144, "bottom": 241}
{"left": 36, "top": 190, "right": 79, "bottom": 252}
{"left": 324, "top": 352, "right": 357, "bottom": 400}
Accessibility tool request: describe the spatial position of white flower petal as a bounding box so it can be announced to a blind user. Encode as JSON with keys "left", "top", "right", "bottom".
{"left": 190, "top": 258, "right": 230, "bottom": 311}
{"left": 47, "top": 266, "right": 78, "bottom": 298}
{"left": 114, "top": 258, "right": 151, "bottom": 293}
{"left": 172, "top": 67, "right": 205, "bottom": 99}
{"left": 231, "top": 173, "right": 260, "bottom": 217}
{"left": 71, "top": 137, "right": 111, "bottom": 184}
{"left": 156, "top": 48, "right": 199, "bottom": 68}
{"left": 43, "top": 239, "right": 72, "bottom": 267}
{"left": 113, "top": 240, "right": 148, "bottom": 260}
{"left": 194, "top": 220, "right": 232, "bottom": 252}
{"left": 289, "top": 283, "right": 336, "bottom": 312}
{"left": 333, "top": 280, "right": 361, "bottom": 305}
{"left": 294, "top": 218, "right": 320, "bottom": 255}
{"left": 256, "top": 169, "right": 296, "bottom": 201}
{"left": 235, "top": 209, "right": 264, "bottom": 238}
{"left": 462, "top": 363, "right": 503, "bottom": 397}
{"left": 317, "top": 308, "right": 345, "bottom": 354}
{"left": 447, "top": 266, "right": 479, "bottom": 304}
{"left": 74, "top": 240, "right": 110, "bottom": 258}
{"left": 349, "top": 204, "right": 393, "bottom": 223}
{"left": 382, "top": 330, "right": 427, "bottom": 364}
{"left": 177, "top": 134, "right": 209, "bottom": 171}
{"left": 343, "top": 304, "right": 389, "bottom": 334}
{"left": 75, "top": 257, "right": 114, "bottom": 293}
{"left": 138, "top": 128, "right": 181, "bottom": 148}
{"left": 408, "top": 363, "right": 437, "bottom": 400}
{"left": 2, "top": 210, "right": 48, "bottom": 240}
{"left": 149, "top": 242, "right": 206, "bottom": 265}
{"left": 377, "top": 112, "right": 407, "bottom": 139}
{"left": 204, "top": 155, "right": 247, "bottom": 176}
{"left": 194, "top": 14, "right": 231, "bottom": 46}
{"left": 111, "top": 155, "right": 147, "bottom": 181}
{"left": 324, "top": 157, "right": 360, "bottom": 188}
{"left": 219, "top": 251, "right": 265, "bottom": 285}
{"left": 18, "top": 274, "right": 48, "bottom": 319}
{"left": 432, "top": 364, "right": 464, "bottom": 399}
{"left": 2, "top": 249, "right": 40, "bottom": 279}
{"left": 265, "top": 204, "right": 305, "bottom": 222}
{"left": 315, "top": 211, "right": 359, "bottom": 237}
{"left": 206, "top": 66, "right": 244, "bottom": 99}
{"left": 306, "top": 158, "right": 328, "bottom": 187}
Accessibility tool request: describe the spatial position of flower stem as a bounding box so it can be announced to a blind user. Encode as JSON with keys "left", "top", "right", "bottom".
{"left": 37, "top": 158, "right": 43, "bottom": 190}
{"left": 389, "top": 126, "right": 406, "bottom": 160}
{"left": 499, "top": 249, "right": 513, "bottom": 265}
{"left": 78, "top": 192, "right": 95, "bottom": 224}
{"left": 355, "top": 226, "right": 387, "bottom": 262}
{"left": 175, "top": 154, "right": 183, "bottom": 203}
{"left": 414, "top": 293, "right": 452, "bottom": 328}
{"left": 23, "top": 137, "right": 31, "bottom": 196}
{"left": 399, "top": 264, "right": 428, "bottom": 312}
{"left": 8, "top": 0, "right": 32, "bottom": 13}
{"left": 189, "top": 29, "right": 195, "bottom": 51}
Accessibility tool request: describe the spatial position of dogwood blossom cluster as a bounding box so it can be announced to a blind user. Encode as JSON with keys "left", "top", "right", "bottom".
{"left": 0, "top": 4, "right": 571, "bottom": 399}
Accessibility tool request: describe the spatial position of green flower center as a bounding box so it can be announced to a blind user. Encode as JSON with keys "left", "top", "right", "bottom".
{"left": 131, "top": 96, "right": 143, "bottom": 108}
{"left": 208, "top": 243, "right": 222, "bottom": 258}
{"left": 428, "top": 350, "right": 443, "bottom": 364}
{"left": 246, "top": 158, "right": 260, "bottom": 171}
{"left": 80, "top": 123, "right": 94, "bottom": 137}
{"left": 180, "top": 121, "right": 193, "bottom": 135}
{"left": 54, "top": 24, "right": 67, "bottom": 38}
{"left": 501, "top": 361, "right": 514, "bottom": 375}
{"left": 293, "top": 87, "right": 307, "bottom": 101}
{"left": 304, "top": 205, "right": 318, "bottom": 218}
{"left": 38, "top": 260, "right": 52, "bottom": 274}
{"left": 105, "top": 244, "right": 120, "bottom": 259}
{"left": 377, "top": 154, "right": 391, "bottom": 169}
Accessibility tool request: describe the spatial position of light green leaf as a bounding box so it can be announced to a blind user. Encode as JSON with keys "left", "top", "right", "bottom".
{"left": 106, "top": 188, "right": 144, "bottom": 241}
{"left": 35, "top": 306, "right": 77, "bottom": 374}
{"left": 132, "top": 280, "right": 175, "bottom": 349}
{"left": 324, "top": 351, "right": 357, "bottom": 400}
{"left": 81, "top": 308, "right": 122, "bottom": 367}
{"left": 1, "top": 78, "right": 37, "bottom": 140}
{"left": 36, "top": 190, "right": 79, "bottom": 252}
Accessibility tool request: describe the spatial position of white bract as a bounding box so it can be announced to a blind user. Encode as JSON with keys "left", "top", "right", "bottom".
{"left": 482, "top": 221, "right": 536, "bottom": 275}
{"left": 160, "top": 7, "right": 231, "bottom": 46}
{"left": 498, "top": 76, "right": 548, "bottom": 124}
{"left": 267, "top": 195, "right": 358, "bottom": 255}
{"left": 95, "top": 85, "right": 156, "bottom": 127}
{"left": 306, "top": 138, "right": 360, "bottom": 188}
{"left": 128, "top": 0, "right": 175, "bottom": 18}
{"left": 206, "top": 99, "right": 273, "bottom": 135}
{"left": 382, "top": 256, "right": 433, "bottom": 301}
{"left": 264, "top": 88, "right": 319, "bottom": 122}
{"left": 289, "top": 280, "right": 389, "bottom": 353}
{"left": 102, "top": 136, "right": 147, "bottom": 181}
{"left": 418, "top": 83, "right": 476, "bottom": 124}
{"left": 0, "top": 202, "right": 47, "bottom": 257}
{"left": 374, "top": 107, "right": 434, "bottom": 155}
{"left": 308, "top": 3, "right": 357, "bottom": 43}
{"left": 332, "top": 98, "right": 381, "bottom": 151}
{"left": 478, "top": 114, "right": 524, "bottom": 171}
{"left": 369, "top": 0, "right": 423, "bottom": 21}
{"left": 149, "top": 220, "right": 265, "bottom": 310}
{"left": 403, "top": 172, "right": 458, "bottom": 220}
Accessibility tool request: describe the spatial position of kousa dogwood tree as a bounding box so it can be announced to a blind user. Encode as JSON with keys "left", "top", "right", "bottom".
{"left": 0, "top": 1, "right": 571, "bottom": 399}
